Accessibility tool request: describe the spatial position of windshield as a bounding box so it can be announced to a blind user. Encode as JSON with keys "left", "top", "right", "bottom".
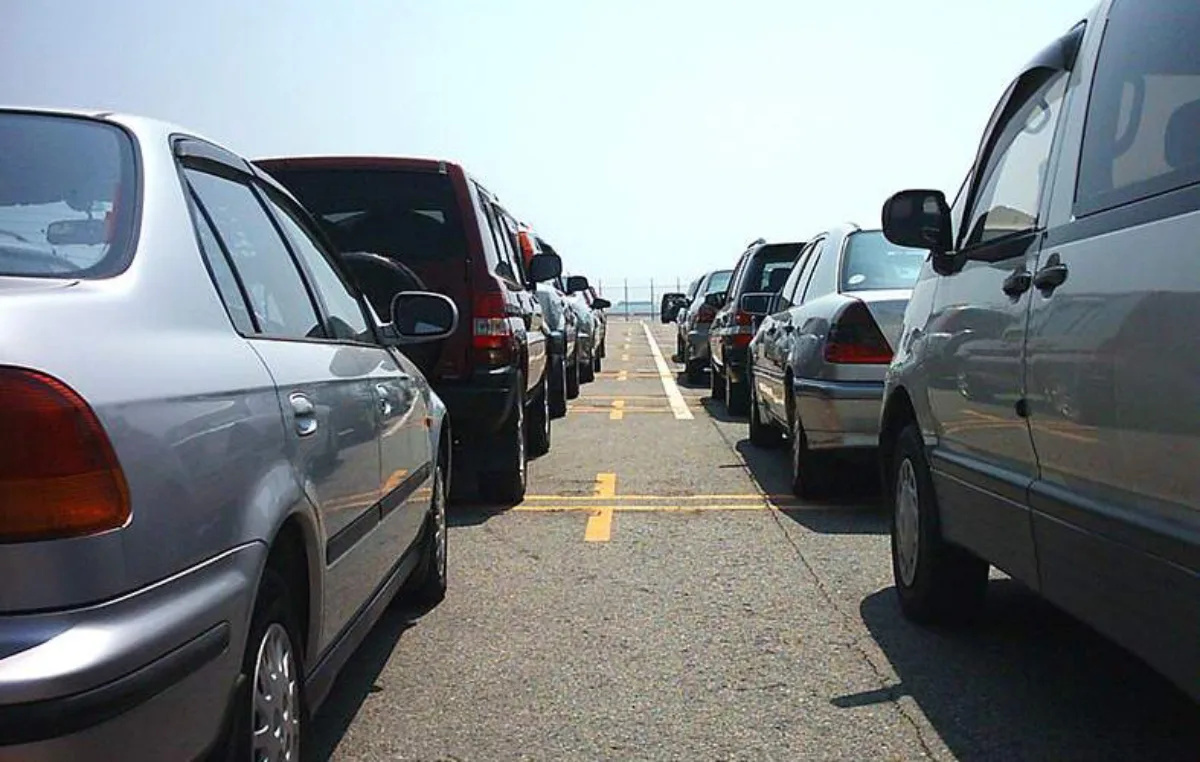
{"left": 839, "top": 231, "right": 927, "bottom": 291}
{"left": 0, "top": 113, "right": 136, "bottom": 278}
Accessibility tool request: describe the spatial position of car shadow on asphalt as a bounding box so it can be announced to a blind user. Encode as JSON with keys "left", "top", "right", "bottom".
{"left": 306, "top": 602, "right": 429, "bottom": 761}
{"left": 849, "top": 581, "right": 1200, "bottom": 761}
{"left": 674, "top": 369, "right": 710, "bottom": 391}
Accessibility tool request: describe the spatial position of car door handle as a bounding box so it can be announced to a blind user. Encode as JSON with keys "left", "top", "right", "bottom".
{"left": 1002, "top": 270, "right": 1032, "bottom": 298}
{"left": 289, "top": 393, "right": 318, "bottom": 437}
{"left": 374, "top": 384, "right": 393, "bottom": 418}
{"left": 1033, "top": 255, "right": 1068, "bottom": 295}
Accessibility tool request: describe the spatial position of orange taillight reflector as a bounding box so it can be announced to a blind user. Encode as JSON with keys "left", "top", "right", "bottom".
{"left": 0, "top": 368, "right": 130, "bottom": 542}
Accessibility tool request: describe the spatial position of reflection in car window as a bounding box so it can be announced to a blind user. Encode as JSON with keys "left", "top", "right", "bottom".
{"left": 964, "top": 71, "right": 1068, "bottom": 247}
{"left": 263, "top": 191, "right": 373, "bottom": 343}
{"left": 185, "top": 170, "right": 323, "bottom": 340}
{"left": 190, "top": 200, "right": 256, "bottom": 334}
{"left": 706, "top": 270, "right": 733, "bottom": 295}
{"left": 840, "top": 231, "right": 927, "bottom": 291}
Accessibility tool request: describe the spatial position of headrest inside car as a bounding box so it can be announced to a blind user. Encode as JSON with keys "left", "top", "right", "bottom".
{"left": 1164, "top": 98, "right": 1200, "bottom": 171}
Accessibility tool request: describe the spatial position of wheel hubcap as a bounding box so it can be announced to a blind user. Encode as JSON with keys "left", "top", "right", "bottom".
{"left": 252, "top": 623, "right": 300, "bottom": 762}
{"left": 895, "top": 458, "right": 921, "bottom": 587}
{"left": 434, "top": 466, "right": 447, "bottom": 580}
{"left": 517, "top": 402, "right": 526, "bottom": 481}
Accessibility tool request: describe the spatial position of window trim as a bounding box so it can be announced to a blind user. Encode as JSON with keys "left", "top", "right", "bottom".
{"left": 797, "top": 237, "right": 826, "bottom": 304}
{"left": 182, "top": 179, "right": 261, "bottom": 335}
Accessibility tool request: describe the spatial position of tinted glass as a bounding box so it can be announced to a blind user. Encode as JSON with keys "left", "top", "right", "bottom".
{"left": 840, "top": 231, "right": 927, "bottom": 291}
{"left": 963, "top": 71, "right": 1068, "bottom": 247}
{"left": 191, "top": 199, "right": 256, "bottom": 334}
{"left": 1077, "top": 0, "right": 1200, "bottom": 213}
{"left": 186, "top": 170, "right": 323, "bottom": 340}
{"left": 263, "top": 191, "right": 372, "bottom": 342}
{"left": 738, "top": 244, "right": 801, "bottom": 295}
{"left": 705, "top": 270, "right": 733, "bottom": 294}
{"left": 0, "top": 114, "right": 136, "bottom": 278}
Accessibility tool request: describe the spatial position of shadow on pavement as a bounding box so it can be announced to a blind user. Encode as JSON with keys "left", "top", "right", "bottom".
{"left": 306, "top": 603, "right": 426, "bottom": 761}
{"left": 674, "top": 369, "right": 710, "bottom": 391}
{"left": 699, "top": 397, "right": 745, "bottom": 424}
{"left": 853, "top": 581, "right": 1200, "bottom": 761}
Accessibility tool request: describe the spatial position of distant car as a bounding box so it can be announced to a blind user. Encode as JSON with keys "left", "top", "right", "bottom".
{"left": 518, "top": 230, "right": 577, "bottom": 418}
{"left": 709, "top": 241, "right": 804, "bottom": 413}
{"left": 670, "top": 268, "right": 733, "bottom": 383}
{"left": 256, "top": 156, "right": 563, "bottom": 503}
{"left": 745, "top": 224, "right": 925, "bottom": 497}
{"left": 877, "top": 0, "right": 1200, "bottom": 703}
{"left": 583, "top": 284, "right": 610, "bottom": 364}
{"left": 563, "top": 274, "right": 610, "bottom": 380}
{"left": 0, "top": 107, "right": 456, "bottom": 760}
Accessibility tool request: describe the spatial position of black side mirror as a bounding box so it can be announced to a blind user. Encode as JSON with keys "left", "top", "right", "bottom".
{"left": 703, "top": 292, "right": 726, "bottom": 310}
{"left": 660, "top": 292, "right": 686, "bottom": 323}
{"left": 739, "top": 292, "right": 773, "bottom": 317}
{"left": 591, "top": 297, "right": 611, "bottom": 310}
{"left": 565, "top": 275, "right": 589, "bottom": 294}
{"left": 528, "top": 252, "right": 563, "bottom": 284}
{"left": 882, "top": 189, "right": 952, "bottom": 253}
{"left": 390, "top": 291, "right": 459, "bottom": 343}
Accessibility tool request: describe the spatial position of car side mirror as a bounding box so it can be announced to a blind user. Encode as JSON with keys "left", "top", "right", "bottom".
{"left": 528, "top": 252, "right": 562, "bottom": 284}
{"left": 390, "top": 291, "right": 459, "bottom": 344}
{"left": 565, "top": 275, "right": 589, "bottom": 294}
{"left": 591, "top": 297, "right": 611, "bottom": 310}
{"left": 882, "top": 189, "right": 952, "bottom": 254}
{"left": 660, "top": 292, "right": 686, "bottom": 323}
{"left": 703, "top": 292, "right": 726, "bottom": 310}
{"left": 739, "top": 292, "right": 773, "bottom": 317}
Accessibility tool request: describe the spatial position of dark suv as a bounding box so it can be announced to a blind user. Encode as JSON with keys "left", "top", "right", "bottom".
{"left": 708, "top": 239, "right": 804, "bottom": 414}
{"left": 256, "top": 157, "right": 560, "bottom": 504}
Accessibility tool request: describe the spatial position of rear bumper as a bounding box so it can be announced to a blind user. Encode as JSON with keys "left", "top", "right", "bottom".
{"left": 0, "top": 544, "right": 263, "bottom": 760}
{"left": 685, "top": 325, "right": 711, "bottom": 363}
{"left": 794, "top": 378, "right": 885, "bottom": 451}
{"left": 435, "top": 366, "right": 522, "bottom": 440}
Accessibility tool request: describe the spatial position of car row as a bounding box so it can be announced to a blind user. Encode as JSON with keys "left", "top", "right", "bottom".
{"left": 0, "top": 109, "right": 608, "bottom": 761}
{"left": 667, "top": 0, "right": 1200, "bottom": 705}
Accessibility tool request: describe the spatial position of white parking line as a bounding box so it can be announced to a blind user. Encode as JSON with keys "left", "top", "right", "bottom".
{"left": 641, "top": 321, "right": 693, "bottom": 420}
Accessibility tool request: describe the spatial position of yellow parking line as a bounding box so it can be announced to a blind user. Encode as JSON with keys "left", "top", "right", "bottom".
{"left": 522, "top": 493, "right": 786, "bottom": 501}
{"left": 517, "top": 503, "right": 792, "bottom": 513}
{"left": 621, "top": 353, "right": 630, "bottom": 361}
{"left": 617, "top": 370, "right": 628, "bottom": 381}
{"left": 609, "top": 400, "right": 625, "bottom": 420}
{"left": 584, "top": 473, "right": 616, "bottom": 542}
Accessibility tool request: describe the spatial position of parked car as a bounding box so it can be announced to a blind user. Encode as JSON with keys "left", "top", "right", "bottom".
{"left": 563, "top": 274, "right": 610, "bottom": 379}
{"left": 745, "top": 224, "right": 925, "bottom": 497}
{"left": 255, "top": 157, "right": 563, "bottom": 504}
{"left": 877, "top": 0, "right": 1200, "bottom": 702}
{"left": 583, "top": 283, "right": 611, "bottom": 363}
{"left": 709, "top": 241, "right": 804, "bottom": 413}
{"left": 670, "top": 268, "right": 733, "bottom": 383}
{"left": 0, "top": 107, "right": 458, "bottom": 760}
{"left": 518, "top": 229, "right": 577, "bottom": 418}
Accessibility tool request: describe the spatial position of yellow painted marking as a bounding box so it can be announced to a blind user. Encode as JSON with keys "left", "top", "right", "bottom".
{"left": 617, "top": 370, "right": 628, "bottom": 381}
{"left": 519, "top": 503, "right": 794, "bottom": 513}
{"left": 584, "top": 473, "right": 616, "bottom": 542}
{"left": 621, "top": 353, "right": 630, "bottom": 361}
{"left": 609, "top": 400, "right": 625, "bottom": 420}
{"left": 523, "top": 493, "right": 789, "bottom": 501}
{"left": 641, "top": 321, "right": 694, "bottom": 420}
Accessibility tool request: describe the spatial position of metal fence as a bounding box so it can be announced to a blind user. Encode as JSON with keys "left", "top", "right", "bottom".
{"left": 593, "top": 279, "right": 692, "bottom": 320}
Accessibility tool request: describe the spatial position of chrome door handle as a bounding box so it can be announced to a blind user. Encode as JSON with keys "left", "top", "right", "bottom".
{"left": 375, "top": 384, "right": 393, "bottom": 418}
{"left": 289, "top": 393, "right": 318, "bottom": 437}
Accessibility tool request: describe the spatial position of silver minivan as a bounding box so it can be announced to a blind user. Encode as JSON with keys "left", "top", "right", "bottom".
{"left": 0, "top": 108, "right": 456, "bottom": 759}
{"left": 877, "top": 0, "right": 1200, "bottom": 702}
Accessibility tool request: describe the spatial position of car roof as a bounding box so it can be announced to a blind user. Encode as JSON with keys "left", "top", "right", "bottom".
{"left": 254, "top": 155, "right": 465, "bottom": 176}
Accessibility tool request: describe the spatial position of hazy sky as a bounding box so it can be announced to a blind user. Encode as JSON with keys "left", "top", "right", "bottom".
{"left": 4, "top": 1, "right": 1093, "bottom": 295}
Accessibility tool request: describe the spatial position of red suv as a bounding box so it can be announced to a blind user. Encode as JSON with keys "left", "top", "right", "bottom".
{"left": 256, "top": 157, "right": 561, "bottom": 504}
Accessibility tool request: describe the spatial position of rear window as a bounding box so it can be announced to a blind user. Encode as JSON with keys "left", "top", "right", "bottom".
{"left": 840, "top": 231, "right": 926, "bottom": 291}
{"left": 0, "top": 113, "right": 136, "bottom": 278}
{"left": 740, "top": 245, "right": 800, "bottom": 294}
{"left": 705, "top": 270, "right": 733, "bottom": 294}
{"left": 261, "top": 167, "right": 468, "bottom": 265}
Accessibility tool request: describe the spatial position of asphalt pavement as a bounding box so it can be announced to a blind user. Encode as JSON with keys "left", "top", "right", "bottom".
{"left": 309, "top": 317, "right": 1200, "bottom": 762}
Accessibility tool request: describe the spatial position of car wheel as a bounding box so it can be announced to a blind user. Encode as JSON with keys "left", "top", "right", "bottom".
{"left": 748, "top": 379, "right": 781, "bottom": 447}
{"left": 685, "top": 359, "right": 704, "bottom": 385}
{"left": 725, "top": 364, "right": 749, "bottom": 416}
{"left": 593, "top": 352, "right": 602, "bottom": 373}
{"left": 710, "top": 359, "right": 726, "bottom": 402}
{"left": 789, "top": 401, "right": 831, "bottom": 499}
{"left": 579, "top": 349, "right": 596, "bottom": 383}
{"left": 566, "top": 351, "right": 581, "bottom": 400}
{"left": 228, "top": 568, "right": 305, "bottom": 762}
{"left": 549, "top": 357, "right": 568, "bottom": 419}
{"left": 400, "top": 461, "right": 448, "bottom": 606}
{"left": 478, "top": 380, "right": 527, "bottom": 504}
{"left": 891, "top": 422, "right": 989, "bottom": 624}
{"left": 527, "top": 373, "right": 551, "bottom": 458}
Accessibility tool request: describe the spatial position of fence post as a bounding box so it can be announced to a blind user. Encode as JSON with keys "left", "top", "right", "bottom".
{"left": 650, "top": 278, "right": 655, "bottom": 320}
{"left": 623, "top": 279, "right": 630, "bottom": 320}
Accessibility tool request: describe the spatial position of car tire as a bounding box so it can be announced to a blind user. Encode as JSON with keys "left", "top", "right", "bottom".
{"left": 789, "top": 401, "right": 832, "bottom": 499}
{"left": 400, "top": 461, "right": 448, "bottom": 606}
{"left": 593, "top": 352, "right": 602, "bottom": 373}
{"left": 478, "top": 381, "right": 527, "bottom": 504}
{"left": 579, "top": 350, "right": 596, "bottom": 384}
{"left": 566, "top": 351, "right": 581, "bottom": 400}
{"left": 527, "top": 374, "right": 551, "bottom": 458}
{"left": 891, "top": 422, "right": 989, "bottom": 624}
{"left": 685, "top": 359, "right": 704, "bottom": 385}
{"left": 549, "top": 357, "right": 568, "bottom": 419}
{"left": 710, "top": 359, "right": 726, "bottom": 402}
{"left": 725, "top": 365, "right": 749, "bottom": 416}
{"left": 227, "top": 568, "right": 306, "bottom": 762}
{"left": 748, "top": 379, "right": 781, "bottom": 447}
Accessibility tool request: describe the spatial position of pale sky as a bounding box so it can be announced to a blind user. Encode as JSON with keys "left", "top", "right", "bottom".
{"left": 3, "top": 1, "right": 1094, "bottom": 295}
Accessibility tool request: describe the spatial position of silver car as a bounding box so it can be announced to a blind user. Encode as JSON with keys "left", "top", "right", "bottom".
{"left": 0, "top": 107, "right": 456, "bottom": 760}
{"left": 745, "top": 225, "right": 925, "bottom": 497}
{"left": 673, "top": 268, "right": 733, "bottom": 383}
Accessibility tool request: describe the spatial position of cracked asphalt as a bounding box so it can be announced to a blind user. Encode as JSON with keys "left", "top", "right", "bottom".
{"left": 308, "top": 318, "right": 1200, "bottom": 762}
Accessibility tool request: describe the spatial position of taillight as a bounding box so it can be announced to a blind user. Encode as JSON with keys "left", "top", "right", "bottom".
{"left": 731, "top": 310, "right": 755, "bottom": 347}
{"left": 0, "top": 367, "right": 130, "bottom": 543}
{"left": 473, "top": 291, "right": 514, "bottom": 365}
{"left": 824, "top": 301, "right": 894, "bottom": 365}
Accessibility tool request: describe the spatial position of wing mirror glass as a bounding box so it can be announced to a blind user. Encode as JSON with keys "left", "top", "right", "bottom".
{"left": 703, "top": 291, "right": 726, "bottom": 310}
{"left": 739, "top": 292, "right": 773, "bottom": 317}
{"left": 660, "top": 292, "right": 686, "bottom": 323}
{"left": 528, "top": 252, "right": 562, "bottom": 284}
{"left": 881, "top": 189, "right": 952, "bottom": 253}
{"left": 565, "top": 274, "right": 589, "bottom": 294}
{"left": 591, "top": 297, "right": 612, "bottom": 310}
{"left": 390, "top": 291, "right": 459, "bottom": 343}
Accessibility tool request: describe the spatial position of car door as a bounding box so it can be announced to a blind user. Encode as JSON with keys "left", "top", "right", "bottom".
{"left": 495, "top": 207, "right": 547, "bottom": 392}
{"left": 184, "top": 166, "right": 389, "bottom": 651}
{"left": 757, "top": 241, "right": 816, "bottom": 424}
{"left": 258, "top": 184, "right": 433, "bottom": 567}
{"left": 1026, "top": 0, "right": 1200, "bottom": 697}
{"left": 710, "top": 250, "right": 750, "bottom": 373}
{"left": 922, "top": 55, "right": 1074, "bottom": 586}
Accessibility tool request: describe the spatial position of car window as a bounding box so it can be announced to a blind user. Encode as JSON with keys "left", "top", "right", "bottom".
{"left": 840, "top": 231, "right": 927, "bottom": 291}
{"left": 185, "top": 169, "right": 323, "bottom": 340}
{"left": 188, "top": 194, "right": 256, "bottom": 334}
{"left": 706, "top": 270, "right": 733, "bottom": 295}
{"left": 0, "top": 113, "right": 137, "bottom": 278}
{"left": 485, "top": 203, "right": 522, "bottom": 285}
{"left": 797, "top": 238, "right": 826, "bottom": 303}
{"left": 1076, "top": 0, "right": 1200, "bottom": 214}
{"left": 775, "top": 244, "right": 813, "bottom": 310}
{"left": 962, "top": 70, "right": 1069, "bottom": 247}
{"left": 261, "top": 189, "right": 373, "bottom": 343}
